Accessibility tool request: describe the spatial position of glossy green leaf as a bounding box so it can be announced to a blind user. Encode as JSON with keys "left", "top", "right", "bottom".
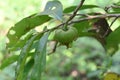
{"left": 40, "top": 1, "right": 63, "bottom": 21}
{"left": 0, "top": 55, "right": 18, "bottom": 69}
{"left": 63, "top": 5, "right": 98, "bottom": 13}
{"left": 30, "top": 32, "right": 50, "bottom": 80}
{"left": 7, "top": 14, "right": 51, "bottom": 49}
{"left": 16, "top": 33, "right": 43, "bottom": 80}
{"left": 106, "top": 26, "right": 120, "bottom": 54}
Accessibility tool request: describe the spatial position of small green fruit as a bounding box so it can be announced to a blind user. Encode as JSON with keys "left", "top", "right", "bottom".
{"left": 54, "top": 27, "right": 78, "bottom": 45}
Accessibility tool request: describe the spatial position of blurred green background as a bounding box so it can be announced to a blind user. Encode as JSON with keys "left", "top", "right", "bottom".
{"left": 0, "top": 0, "right": 120, "bottom": 80}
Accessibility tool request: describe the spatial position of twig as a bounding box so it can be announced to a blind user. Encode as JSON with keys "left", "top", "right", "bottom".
{"left": 69, "top": 13, "right": 120, "bottom": 24}
{"left": 103, "top": 17, "right": 119, "bottom": 37}
{"left": 48, "top": 41, "right": 58, "bottom": 55}
{"left": 105, "top": 4, "right": 120, "bottom": 12}
{"left": 109, "top": 17, "right": 119, "bottom": 27}
{"left": 64, "top": 13, "right": 89, "bottom": 17}
{"left": 112, "top": 5, "right": 120, "bottom": 8}
{"left": 65, "top": 0, "right": 85, "bottom": 24}
{"left": 41, "top": 13, "right": 120, "bottom": 34}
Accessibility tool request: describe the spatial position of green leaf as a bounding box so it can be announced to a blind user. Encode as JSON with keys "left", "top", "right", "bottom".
{"left": 0, "top": 55, "right": 18, "bottom": 69}
{"left": 7, "top": 14, "right": 51, "bottom": 50}
{"left": 15, "top": 33, "right": 43, "bottom": 80}
{"left": 73, "top": 21, "right": 93, "bottom": 37}
{"left": 23, "top": 58, "right": 34, "bottom": 80}
{"left": 96, "top": 0, "right": 113, "bottom": 8}
{"left": 30, "top": 32, "right": 50, "bottom": 80}
{"left": 40, "top": 1, "right": 63, "bottom": 21}
{"left": 106, "top": 26, "right": 120, "bottom": 54}
{"left": 0, "top": 52, "right": 34, "bottom": 70}
{"left": 9, "top": 31, "right": 43, "bottom": 51}
{"left": 110, "top": 50, "right": 120, "bottom": 74}
{"left": 8, "top": 30, "right": 34, "bottom": 51}
{"left": 112, "top": 8, "right": 120, "bottom": 13}
{"left": 63, "top": 5, "right": 98, "bottom": 13}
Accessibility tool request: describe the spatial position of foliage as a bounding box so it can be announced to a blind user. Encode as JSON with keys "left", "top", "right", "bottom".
{"left": 0, "top": 0, "right": 120, "bottom": 80}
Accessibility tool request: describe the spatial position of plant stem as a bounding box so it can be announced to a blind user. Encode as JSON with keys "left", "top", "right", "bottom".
{"left": 66, "top": 0, "right": 85, "bottom": 24}
{"left": 41, "top": 13, "right": 120, "bottom": 34}
{"left": 64, "top": 0, "right": 85, "bottom": 30}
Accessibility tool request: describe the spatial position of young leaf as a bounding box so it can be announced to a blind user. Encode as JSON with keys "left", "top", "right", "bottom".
{"left": 0, "top": 55, "right": 18, "bottom": 69}
{"left": 40, "top": 1, "right": 63, "bottom": 21}
{"left": 15, "top": 33, "right": 43, "bottom": 80}
{"left": 63, "top": 5, "right": 98, "bottom": 13}
{"left": 7, "top": 14, "right": 51, "bottom": 49}
{"left": 30, "top": 32, "right": 50, "bottom": 80}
